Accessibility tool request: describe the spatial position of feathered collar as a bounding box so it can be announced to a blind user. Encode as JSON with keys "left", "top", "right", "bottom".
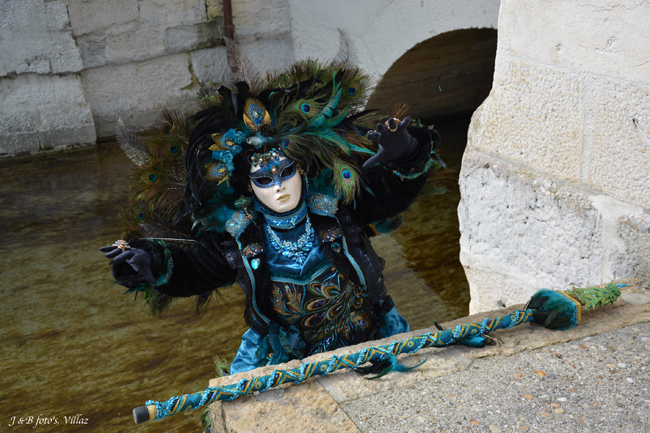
{"left": 224, "top": 190, "right": 338, "bottom": 240}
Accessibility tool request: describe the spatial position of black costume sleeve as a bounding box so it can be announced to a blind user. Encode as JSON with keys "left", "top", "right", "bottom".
{"left": 110, "top": 230, "right": 237, "bottom": 297}
{"left": 350, "top": 126, "right": 440, "bottom": 226}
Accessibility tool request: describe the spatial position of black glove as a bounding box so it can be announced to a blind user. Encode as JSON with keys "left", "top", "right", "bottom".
{"left": 100, "top": 245, "right": 157, "bottom": 285}
{"left": 362, "top": 117, "right": 418, "bottom": 170}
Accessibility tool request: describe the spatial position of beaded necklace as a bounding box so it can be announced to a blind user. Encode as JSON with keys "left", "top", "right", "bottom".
{"left": 265, "top": 215, "right": 316, "bottom": 265}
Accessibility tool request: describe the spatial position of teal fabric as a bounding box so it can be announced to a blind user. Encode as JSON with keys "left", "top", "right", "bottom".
{"left": 377, "top": 307, "right": 410, "bottom": 338}
{"left": 229, "top": 328, "right": 271, "bottom": 375}
{"left": 266, "top": 323, "right": 306, "bottom": 364}
{"left": 230, "top": 323, "right": 309, "bottom": 374}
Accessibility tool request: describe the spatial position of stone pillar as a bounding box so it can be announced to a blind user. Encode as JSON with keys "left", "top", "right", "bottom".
{"left": 459, "top": 0, "right": 650, "bottom": 313}
{"left": 0, "top": 0, "right": 95, "bottom": 154}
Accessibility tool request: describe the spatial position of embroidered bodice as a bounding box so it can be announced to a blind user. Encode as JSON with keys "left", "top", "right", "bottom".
{"left": 260, "top": 199, "right": 375, "bottom": 354}
{"left": 268, "top": 263, "right": 375, "bottom": 355}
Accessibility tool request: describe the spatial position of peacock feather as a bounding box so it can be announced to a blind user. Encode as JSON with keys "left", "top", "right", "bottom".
{"left": 332, "top": 158, "right": 361, "bottom": 203}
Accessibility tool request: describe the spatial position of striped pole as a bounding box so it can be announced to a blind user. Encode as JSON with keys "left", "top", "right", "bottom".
{"left": 133, "top": 308, "right": 535, "bottom": 423}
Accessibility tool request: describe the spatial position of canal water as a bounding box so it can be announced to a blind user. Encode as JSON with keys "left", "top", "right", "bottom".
{"left": 0, "top": 116, "right": 470, "bottom": 432}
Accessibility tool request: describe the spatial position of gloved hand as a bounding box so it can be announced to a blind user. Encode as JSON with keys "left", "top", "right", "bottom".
{"left": 362, "top": 117, "right": 418, "bottom": 170}
{"left": 100, "top": 244, "right": 157, "bottom": 285}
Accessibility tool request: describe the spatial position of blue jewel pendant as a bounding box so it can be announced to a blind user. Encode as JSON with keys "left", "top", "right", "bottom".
{"left": 251, "top": 258, "right": 260, "bottom": 270}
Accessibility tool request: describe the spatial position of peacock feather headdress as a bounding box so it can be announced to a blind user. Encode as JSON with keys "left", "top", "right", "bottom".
{"left": 177, "top": 57, "right": 383, "bottom": 233}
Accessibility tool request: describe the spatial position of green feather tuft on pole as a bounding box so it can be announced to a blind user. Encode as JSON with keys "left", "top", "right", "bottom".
{"left": 565, "top": 283, "right": 622, "bottom": 310}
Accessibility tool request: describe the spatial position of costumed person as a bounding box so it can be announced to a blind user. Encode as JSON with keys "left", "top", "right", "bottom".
{"left": 101, "top": 56, "right": 444, "bottom": 375}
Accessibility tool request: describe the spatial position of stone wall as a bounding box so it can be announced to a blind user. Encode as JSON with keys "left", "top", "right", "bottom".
{"left": 0, "top": 0, "right": 94, "bottom": 153}
{"left": 459, "top": 0, "right": 650, "bottom": 313}
{"left": 0, "top": 0, "right": 293, "bottom": 154}
{"left": 1, "top": 0, "right": 500, "bottom": 155}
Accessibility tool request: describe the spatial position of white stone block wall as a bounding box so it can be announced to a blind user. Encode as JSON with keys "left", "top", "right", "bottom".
{"left": 68, "top": 0, "right": 294, "bottom": 138}
{"left": 459, "top": 0, "right": 650, "bottom": 313}
{"left": 0, "top": 0, "right": 294, "bottom": 153}
{"left": 0, "top": 0, "right": 95, "bottom": 153}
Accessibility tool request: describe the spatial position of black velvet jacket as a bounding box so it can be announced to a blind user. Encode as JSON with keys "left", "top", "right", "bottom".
{"left": 111, "top": 128, "right": 438, "bottom": 338}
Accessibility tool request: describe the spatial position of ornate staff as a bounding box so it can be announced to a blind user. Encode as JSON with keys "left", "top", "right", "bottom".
{"left": 132, "top": 284, "right": 624, "bottom": 424}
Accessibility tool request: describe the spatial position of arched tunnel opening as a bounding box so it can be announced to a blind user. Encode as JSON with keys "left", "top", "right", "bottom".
{"left": 367, "top": 28, "right": 497, "bottom": 326}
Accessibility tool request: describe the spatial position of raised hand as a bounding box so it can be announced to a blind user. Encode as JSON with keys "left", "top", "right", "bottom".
{"left": 100, "top": 242, "right": 157, "bottom": 285}
{"left": 363, "top": 117, "right": 417, "bottom": 170}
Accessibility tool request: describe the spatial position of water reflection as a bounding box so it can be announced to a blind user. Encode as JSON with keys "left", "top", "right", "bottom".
{"left": 0, "top": 116, "right": 468, "bottom": 432}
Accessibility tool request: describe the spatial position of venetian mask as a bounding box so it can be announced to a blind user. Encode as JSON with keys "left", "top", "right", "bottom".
{"left": 249, "top": 156, "right": 302, "bottom": 214}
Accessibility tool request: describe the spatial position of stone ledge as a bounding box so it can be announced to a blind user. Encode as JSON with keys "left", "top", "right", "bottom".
{"left": 207, "top": 279, "right": 649, "bottom": 432}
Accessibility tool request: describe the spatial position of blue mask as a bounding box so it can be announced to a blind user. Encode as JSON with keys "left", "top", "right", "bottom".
{"left": 249, "top": 158, "right": 298, "bottom": 188}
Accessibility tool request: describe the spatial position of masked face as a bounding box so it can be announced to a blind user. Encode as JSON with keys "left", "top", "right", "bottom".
{"left": 249, "top": 156, "right": 302, "bottom": 213}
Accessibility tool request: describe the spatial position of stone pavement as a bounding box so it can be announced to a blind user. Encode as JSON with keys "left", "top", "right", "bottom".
{"left": 207, "top": 280, "right": 650, "bottom": 433}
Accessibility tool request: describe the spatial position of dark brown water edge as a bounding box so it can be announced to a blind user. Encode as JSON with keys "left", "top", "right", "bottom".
{"left": 0, "top": 115, "right": 469, "bottom": 432}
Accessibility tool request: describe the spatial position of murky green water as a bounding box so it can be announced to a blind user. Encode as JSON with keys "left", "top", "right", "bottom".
{"left": 0, "top": 116, "right": 469, "bottom": 432}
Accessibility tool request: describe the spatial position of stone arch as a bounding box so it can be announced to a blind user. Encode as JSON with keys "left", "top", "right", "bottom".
{"left": 366, "top": 28, "right": 497, "bottom": 121}
{"left": 288, "top": 0, "right": 500, "bottom": 85}
{"left": 364, "top": 28, "right": 498, "bottom": 321}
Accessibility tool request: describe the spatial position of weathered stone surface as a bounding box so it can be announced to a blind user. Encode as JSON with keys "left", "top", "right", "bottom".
{"left": 0, "top": 0, "right": 83, "bottom": 76}
{"left": 2, "top": 73, "right": 86, "bottom": 107}
{"left": 461, "top": 0, "right": 650, "bottom": 318}
{"left": 237, "top": 33, "right": 295, "bottom": 75}
{"left": 208, "top": 360, "right": 361, "bottom": 433}
{"left": 206, "top": 0, "right": 223, "bottom": 20}
{"left": 458, "top": 149, "right": 649, "bottom": 313}
{"left": 0, "top": 113, "right": 39, "bottom": 154}
{"left": 615, "top": 212, "right": 650, "bottom": 283}
{"left": 459, "top": 149, "right": 598, "bottom": 311}
{"left": 99, "top": 27, "right": 167, "bottom": 67}
{"left": 341, "top": 301, "right": 650, "bottom": 432}
{"left": 0, "top": 74, "right": 95, "bottom": 154}
{"left": 207, "top": 281, "right": 649, "bottom": 432}
{"left": 1, "top": 0, "right": 502, "bottom": 152}
{"left": 233, "top": 0, "right": 291, "bottom": 36}
{"left": 498, "top": 0, "right": 650, "bottom": 84}
{"left": 39, "top": 106, "right": 96, "bottom": 148}
{"left": 191, "top": 46, "right": 231, "bottom": 84}
{"left": 588, "top": 78, "right": 650, "bottom": 205}
{"left": 67, "top": 0, "right": 140, "bottom": 36}
{"left": 81, "top": 54, "right": 195, "bottom": 137}
{"left": 316, "top": 346, "right": 469, "bottom": 403}
{"left": 62, "top": 0, "right": 292, "bottom": 140}
{"left": 469, "top": 60, "right": 584, "bottom": 183}
{"left": 165, "top": 20, "right": 224, "bottom": 54}
{"left": 138, "top": 0, "right": 207, "bottom": 27}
